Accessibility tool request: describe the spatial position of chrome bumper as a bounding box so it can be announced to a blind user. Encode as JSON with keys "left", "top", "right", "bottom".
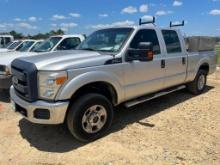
{"left": 10, "top": 87, "right": 69, "bottom": 124}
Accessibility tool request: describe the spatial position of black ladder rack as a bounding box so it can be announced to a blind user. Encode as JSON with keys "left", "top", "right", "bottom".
{"left": 170, "top": 20, "right": 185, "bottom": 27}
{"left": 139, "top": 16, "right": 156, "bottom": 26}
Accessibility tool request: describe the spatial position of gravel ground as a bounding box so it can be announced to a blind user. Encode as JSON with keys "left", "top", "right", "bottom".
{"left": 0, "top": 78, "right": 220, "bottom": 165}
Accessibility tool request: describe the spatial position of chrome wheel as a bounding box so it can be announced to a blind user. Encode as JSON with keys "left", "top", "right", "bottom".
{"left": 198, "top": 74, "right": 205, "bottom": 90}
{"left": 82, "top": 105, "right": 107, "bottom": 134}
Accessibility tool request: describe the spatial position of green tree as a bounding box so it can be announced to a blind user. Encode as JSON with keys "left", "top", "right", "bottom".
{"left": 2, "top": 29, "right": 65, "bottom": 40}
{"left": 9, "top": 31, "right": 24, "bottom": 39}
{"left": 49, "top": 29, "right": 65, "bottom": 36}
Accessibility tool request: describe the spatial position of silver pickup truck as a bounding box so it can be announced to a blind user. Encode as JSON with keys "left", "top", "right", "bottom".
{"left": 10, "top": 24, "right": 217, "bottom": 142}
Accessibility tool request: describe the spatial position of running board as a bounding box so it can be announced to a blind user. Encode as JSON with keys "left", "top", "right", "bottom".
{"left": 124, "top": 85, "right": 186, "bottom": 108}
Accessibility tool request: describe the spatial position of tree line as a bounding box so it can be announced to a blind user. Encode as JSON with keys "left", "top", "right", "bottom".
{"left": 0, "top": 29, "right": 65, "bottom": 40}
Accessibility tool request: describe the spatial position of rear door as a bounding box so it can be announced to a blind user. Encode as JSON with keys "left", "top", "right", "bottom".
{"left": 161, "top": 30, "right": 187, "bottom": 87}
{"left": 124, "top": 29, "right": 165, "bottom": 100}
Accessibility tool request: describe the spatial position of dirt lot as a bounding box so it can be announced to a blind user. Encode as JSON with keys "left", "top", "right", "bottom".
{"left": 0, "top": 77, "right": 220, "bottom": 165}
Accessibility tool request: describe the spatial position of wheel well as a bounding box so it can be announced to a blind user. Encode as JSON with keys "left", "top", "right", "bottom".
{"left": 199, "top": 63, "right": 209, "bottom": 75}
{"left": 70, "top": 82, "right": 118, "bottom": 105}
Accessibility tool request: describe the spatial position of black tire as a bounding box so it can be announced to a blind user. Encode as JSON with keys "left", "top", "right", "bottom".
{"left": 66, "top": 93, "right": 114, "bottom": 142}
{"left": 187, "top": 70, "right": 207, "bottom": 95}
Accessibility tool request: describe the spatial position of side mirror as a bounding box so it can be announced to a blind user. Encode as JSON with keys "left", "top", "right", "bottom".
{"left": 138, "top": 42, "right": 152, "bottom": 49}
{"left": 126, "top": 42, "right": 154, "bottom": 62}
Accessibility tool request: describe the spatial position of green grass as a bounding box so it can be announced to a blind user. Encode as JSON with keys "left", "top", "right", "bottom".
{"left": 216, "top": 45, "right": 220, "bottom": 64}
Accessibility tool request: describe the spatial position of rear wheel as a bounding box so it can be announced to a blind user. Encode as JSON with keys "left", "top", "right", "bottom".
{"left": 66, "top": 93, "right": 114, "bottom": 142}
{"left": 187, "top": 70, "right": 207, "bottom": 95}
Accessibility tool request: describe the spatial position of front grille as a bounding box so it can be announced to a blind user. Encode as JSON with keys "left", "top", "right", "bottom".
{"left": 11, "top": 59, "right": 38, "bottom": 102}
{"left": 11, "top": 66, "right": 29, "bottom": 98}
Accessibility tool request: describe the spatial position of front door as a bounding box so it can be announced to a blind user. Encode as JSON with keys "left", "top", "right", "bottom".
{"left": 124, "top": 29, "right": 165, "bottom": 100}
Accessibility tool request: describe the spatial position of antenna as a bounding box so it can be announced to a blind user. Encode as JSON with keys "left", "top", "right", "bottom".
{"left": 170, "top": 20, "right": 185, "bottom": 27}
{"left": 139, "top": 16, "right": 156, "bottom": 26}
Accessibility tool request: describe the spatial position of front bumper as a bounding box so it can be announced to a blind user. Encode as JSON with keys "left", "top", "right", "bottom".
{"left": 0, "top": 75, "right": 12, "bottom": 89}
{"left": 10, "top": 87, "right": 70, "bottom": 124}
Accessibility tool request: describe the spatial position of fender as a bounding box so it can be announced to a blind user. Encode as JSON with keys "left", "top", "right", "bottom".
{"left": 55, "top": 71, "right": 125, "bottom": 104}
{"left": 193, "top": 57, "right": 210, "bottom": 78}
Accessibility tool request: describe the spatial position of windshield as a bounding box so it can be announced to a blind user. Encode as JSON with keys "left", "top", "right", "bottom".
{"left": 8, "top": 41, "right": 22, "bottom": 50}
{"left": 16, "top": 41, "right": 35, "bottom": 52}
{"left": 77, "top": 28, "right": 133, "bottom": 52}
{"left": 33, "top": 37, "right": 62, "bottom": 52}
{"left": 30, "top": 41, "right": 43, "bottom": 52}
{"left": 5, "top": 41, "right": 13, "bottom": 48}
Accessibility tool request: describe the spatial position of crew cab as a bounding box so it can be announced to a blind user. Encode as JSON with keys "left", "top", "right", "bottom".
{"left": 0, "top": 35, "right": 85, "bottom": 90}
{"left": 10, "top": 23, "right": 217, "bottom": 142}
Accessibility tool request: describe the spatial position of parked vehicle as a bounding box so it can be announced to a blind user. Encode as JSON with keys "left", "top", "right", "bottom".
{"left": 0, "top": 35, "right": 14, "bottom": 48}
{"left": 0, "top": 35, "right": 85, "bottom": 89}
{"left": 0, "top": 40, "right": 27, "bottom": 53}
{"left": 10, "top": 21, "right": 217, "bottom": 142}
{"left": 0, "top": 40, "right": 42, "bottom": 55}
{"left": 0, "top": 40, "right": 20, "bottom": 53}
{"left": 32, "top": 35, "right": 85, "bottom": 52}
{"left": 17, "top": 40, "right": 43, "bottom": 52}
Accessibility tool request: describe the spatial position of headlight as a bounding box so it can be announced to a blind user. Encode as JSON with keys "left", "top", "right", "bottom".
{"left": 0, "top": 65, "right": 10, "bottom": 75}
{"left": 38, "top": 71, "right": 68, "bottom": 100}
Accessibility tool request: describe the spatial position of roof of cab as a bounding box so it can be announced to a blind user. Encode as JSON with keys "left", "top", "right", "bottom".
{"left": 95, "top": 24, "right": 180, "bottom": 32}
{"left": 0, "top": 35, "right": 14, "bottom": 38}
{"left": 51, "top": 34, "right": 85, "bottom": 38}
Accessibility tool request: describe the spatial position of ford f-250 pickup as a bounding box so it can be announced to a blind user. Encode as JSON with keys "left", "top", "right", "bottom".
{"left": 10, "top": 21, "right": 217, "bottom": 142}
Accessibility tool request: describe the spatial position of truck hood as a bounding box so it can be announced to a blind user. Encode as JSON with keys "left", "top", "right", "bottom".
{"left": 0, "top": 51, "right": 37, "bottom": 66}
{"left": 19, "top": 50, "right": 115, "bottom": 70}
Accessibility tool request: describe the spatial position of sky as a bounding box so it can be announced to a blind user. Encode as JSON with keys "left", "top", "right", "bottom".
{"left": 0, "top": 0, "right": 220, "bottom": 36}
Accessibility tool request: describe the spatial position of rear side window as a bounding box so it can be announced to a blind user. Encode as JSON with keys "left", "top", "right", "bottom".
{"left": 130, "top": 29, "right": 161, "bottom": 55}
{"left": 162, "top": 30, "right": 182, "bottom": 54}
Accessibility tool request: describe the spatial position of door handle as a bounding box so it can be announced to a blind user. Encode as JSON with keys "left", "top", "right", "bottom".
{"left": 182, "top": 57, "right": 186, "bottom": 65}
{"left": 161, "top": 59, "right": 165, "bottom": 68}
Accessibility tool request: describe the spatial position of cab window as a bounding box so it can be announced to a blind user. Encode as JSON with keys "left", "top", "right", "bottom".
{"left": 57, "top": 37, "right": 81, "bottom": 50}
{"left": 162, "top": 30, "right": 182, "bottom": 54}
{"left": 5, "top": 37, "right": 11, "bottom": 45}
{"left": 0, "top": 37, "right": 4, "bottom": 45}
{"left": 130, "top": 29, "right": 161, "bottom": 55}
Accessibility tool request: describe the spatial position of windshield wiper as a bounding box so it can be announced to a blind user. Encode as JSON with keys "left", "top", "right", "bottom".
{"left": 78, "top": 48, "right": 115, "bottom": 56}
{"left": 97, "top": 49, "right": 114, "bottom": 52}
{"left": 33, "top": 50, "right": 47, "bottom": 53}
{"left": 78, "top": 48, "right": 96, "bottom": 51}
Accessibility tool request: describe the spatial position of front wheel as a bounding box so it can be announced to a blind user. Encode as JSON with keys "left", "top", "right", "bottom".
{"left": 187, "top": 70, "right": 207, "bottom": 95}
{"left": 66, "top": 93, "right": 114, "bottom": 142}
